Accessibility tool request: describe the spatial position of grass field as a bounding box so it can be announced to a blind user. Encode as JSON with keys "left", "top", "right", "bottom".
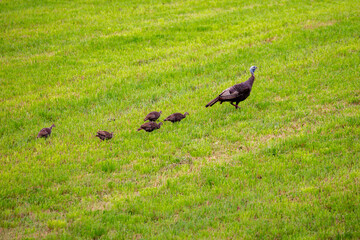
{"left": 1, "top": 0, "right": 360, "bottom": 239}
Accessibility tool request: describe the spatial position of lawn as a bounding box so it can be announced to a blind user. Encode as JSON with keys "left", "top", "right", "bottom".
{"left": 1, "top": 0, "right": 360, "bottom": 239}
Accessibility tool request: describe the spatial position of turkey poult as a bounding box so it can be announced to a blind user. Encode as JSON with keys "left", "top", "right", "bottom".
{"left": 37, "top": 124, "right": 55, "bottom": 138}
{"left": 96, "top": 131, "right": 113, "bottom": 140}
{"left": 144, "top": 111, "right": 162, "bottom": 122}
{"left": 137, "top": 122, "right": 163, "bottom": 132}
{"left": 164, "top": 112, "right": 189, "bottom": 123}
{"left": 206, "top": 66, "right": 258, "bottom": 109}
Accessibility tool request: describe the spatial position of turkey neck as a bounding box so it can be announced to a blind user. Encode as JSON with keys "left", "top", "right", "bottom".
{"left": 245, "top": 74, "right": 255, "bottom": 87}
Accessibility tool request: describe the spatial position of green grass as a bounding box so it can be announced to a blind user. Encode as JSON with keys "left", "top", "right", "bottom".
{"left": 1, "top": 0, "right": 360, "bottom": 239}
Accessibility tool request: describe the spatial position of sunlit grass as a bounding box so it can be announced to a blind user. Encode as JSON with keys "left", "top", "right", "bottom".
{"left": 1, "top": 0, "right": 360, "bottom": 239}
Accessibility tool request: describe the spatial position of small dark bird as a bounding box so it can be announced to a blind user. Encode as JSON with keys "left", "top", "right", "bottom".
{"left": 164, "top": 112, "right": 189, "bottom": 123}
{"left": 206, "top": 66, "right": 258, "bottom": 109}
{"left": 96, "top": 131, "right": 113, "bottom": 140}
{"left": 137, "top": 122, "right": 163, "bottom": 132}
{"left": 144, "top": 111, "right": 162, "bottom": 122}
{"left": 37, "top": 124, "right": 55, "bottom": 138}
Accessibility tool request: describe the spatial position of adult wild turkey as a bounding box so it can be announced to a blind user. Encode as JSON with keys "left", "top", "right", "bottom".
{"left": 37, "top": 124, "right": 55, "bottom": 138}
{"left": 137, "top": 122, "right": 163, "bottom": 132}
{"left": 144, "top": 111, "right": 162, "bottom": 122}
{"left": 206, "top": 66, "right": 258, "bottom": 109}
{"left": 164, "top": 112, "right": 189, "bottom": 123}
{"left": 96, "top": 131, "right": 113, "bottom": 140}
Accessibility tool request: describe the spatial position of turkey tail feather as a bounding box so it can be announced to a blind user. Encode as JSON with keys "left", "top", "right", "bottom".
{"left": 206, "top": 97, "right": 220, "bottom": 107}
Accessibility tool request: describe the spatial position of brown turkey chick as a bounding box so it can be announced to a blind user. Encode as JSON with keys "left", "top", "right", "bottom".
{"left": 144, "top": 111, "right": 162, "bottom": 122}
{"left": 164, "top": 112, "right": 189, "bottom": 123}
{"left": 137, "top": 122, "right": 163, "bottom": 132}
{"left": 96, "top": 131, "right": 113, "bottom": 140}
{"left": 37, "top": 124, "right": 55, "bottom": 138}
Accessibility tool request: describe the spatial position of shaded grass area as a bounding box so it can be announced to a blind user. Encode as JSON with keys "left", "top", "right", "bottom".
{"left": 1, "top": 0, "right": 360, "bottom": 239}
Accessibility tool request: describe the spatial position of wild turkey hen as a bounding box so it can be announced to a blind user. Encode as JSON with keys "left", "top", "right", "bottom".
{"left": 96, "top": 131, "right": 113, "bottom": 140}
{"left": 137, "top": 122, "right": 163, "bottom": 132}
{"left": 37, "top": 124, "right": 55, "bottom": 138}
{"left": 164, "top": 112, "right": 189, "bottom": 123}
{"left": 144, "top": 111, "right": 162, "bottom": 122}
{"left": 206, "top": 66, "right": 257, "bottom": 109}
